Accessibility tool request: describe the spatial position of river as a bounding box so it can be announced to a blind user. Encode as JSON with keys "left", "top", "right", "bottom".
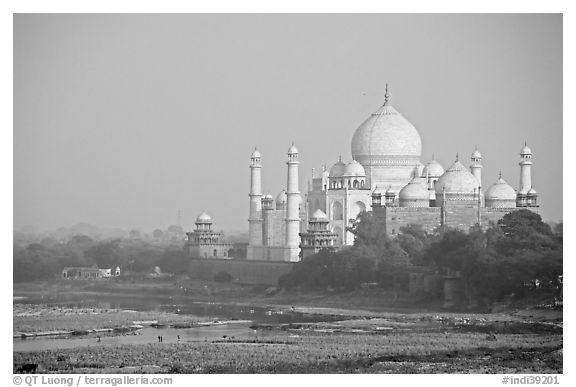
{"left": 13, "top": 293, "right": 339, "bottom": 352}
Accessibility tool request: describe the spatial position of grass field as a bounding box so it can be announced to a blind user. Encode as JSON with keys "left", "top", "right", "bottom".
{"left": 13, "top": 330, "right": 562, "bottom": 373}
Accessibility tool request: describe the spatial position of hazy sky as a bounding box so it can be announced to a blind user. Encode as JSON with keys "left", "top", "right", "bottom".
{"left": 13, "top": 14, "right": 562, "bottom": 233}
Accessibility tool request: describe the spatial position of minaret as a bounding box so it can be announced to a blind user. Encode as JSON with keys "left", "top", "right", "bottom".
{"left": 285, "top": 143, "right": 301, "bottom": 262}
{"left": 517, "top": 142, "right": 534, "bottom": 207}
{"left": 247, "top": 148, "right": 263, "bottom": 260}
{"left": 470, "top": 147, "right": 482, "bottom": 187}
{"left": 519, "top": 142, "right": 533, "bottom": 193}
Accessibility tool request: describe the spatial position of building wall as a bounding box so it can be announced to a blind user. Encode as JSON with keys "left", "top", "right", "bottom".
{"left": 325, "top": 189, "right": 372, "bottom": 245}
{"left": 384, "top": 207, "right": 442, "bottom": 236}
{"left": 377, "top": 205, "right": 530, "bottom": 236}
{"left": 307, "top": 187, "right": 327, "bottom": 214}
{"left": 356, "top": 156, "right": 421, "bottom": 193}
{"left": 254, "top": 201, "right": 307, "bottom": 262}
{"left": 62, "top": 267, "right": 102, "bottom": 279}
{"left": 189, "top": 258, "right": 295, "bottom": 286}
{"left": 189, "top": 243, "right": 233, "bottom": 259}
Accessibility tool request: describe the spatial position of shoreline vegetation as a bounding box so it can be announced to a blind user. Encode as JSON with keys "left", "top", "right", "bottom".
{"left": 13, "top": 279, "right": 562, "bottom": 374}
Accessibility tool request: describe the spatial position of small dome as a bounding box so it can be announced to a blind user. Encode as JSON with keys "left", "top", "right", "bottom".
{"left": 435, "top": 160, "right": 480, "bottom": 195}
{"left": 310, "top": 209, "right": 328, "bottom": 220}
{"left": 288, "top": 144, "right": 299, "bottom": 154}
{"left": 421, "top": 159, "right": 445, "bottom": 178}
{"left": 520, "top": 143, "right": 532, "bottom": 155}
{"left": 343, "top": 160, "right": 366, "bottom": 177}
{"left": 527, "top": 187, "right": 538, "bottom": 195}
{"left": 471, "top": 148, "right": 482, "bottom": 159}
{"left": 385, "top": 186, "right": 396, "bottom": 196}
{"left": 399, "top": 178, "right": 429, "bottom": 201}
{"left": 329, "top": 158, "right": 346, "bottom": 178}
{"left": 485, "top": 177, "right": 516, "bottom": 201}
{"left": 196, "top": 211, "right": 212, "bottom": 223}
{"left": 251, "top": 148, "right": 261, "bottom": 158}
{"left": 263, "top": 194, "right": 273, "bottom": 200}
{"left": 276, "top": 190, "right": 287, "bottom": 204}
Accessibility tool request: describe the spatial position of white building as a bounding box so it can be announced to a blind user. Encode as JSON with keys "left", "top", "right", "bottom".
{"left": 246, "top": 86, "right": 539, "bottom": 261}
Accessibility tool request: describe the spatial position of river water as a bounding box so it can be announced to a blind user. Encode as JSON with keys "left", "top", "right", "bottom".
{"left": 13, "top": 293, "right": 338, "bottom": 352}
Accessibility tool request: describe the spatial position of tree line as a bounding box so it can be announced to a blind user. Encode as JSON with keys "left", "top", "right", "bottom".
{"left": 279, "top": 210, "right": 562, "bottom": 307}
{"left": 13, "top": 235, "right": 191, "bottom": 282}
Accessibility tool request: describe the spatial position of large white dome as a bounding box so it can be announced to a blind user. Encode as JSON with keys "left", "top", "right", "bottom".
{"left": 351, "top": 102, "right": 422, "bottom": 159}
{"left": 349, "top": 90, "right": 423, "bottom": 193}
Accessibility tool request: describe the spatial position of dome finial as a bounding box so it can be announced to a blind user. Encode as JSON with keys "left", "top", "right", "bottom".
{"left": 384, "top": 83, "right": 390, "bottom": 106}
{"left": 456, "top": 152, "right": 459, "bottom": 161}
{"left": 338, "top": 155, "right": 342, "bottom": 162}
{"left": 499, "top": 170, "right": 502, "bottom": 179}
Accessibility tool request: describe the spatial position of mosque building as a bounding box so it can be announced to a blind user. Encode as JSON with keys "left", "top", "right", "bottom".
{"left": 185, "top": 212, "right": 233, "bottom": 259}
{"left": 246, "top": 86, "right": 539, "bottom": 262}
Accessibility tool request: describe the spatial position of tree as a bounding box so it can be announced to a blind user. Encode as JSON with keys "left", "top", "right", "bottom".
{"left": 128, "top": 229, "right": 142, "bottom": 240}
{"left": 493, "top": 209, "right": 558, "bottom": 255}
{"left": 68, "top": 235, "right": 96, "bottom": 249}
{"left": 484, "top": 212, "right": 563, "bottom": 299}
{"left": 348, "top": 212, "right": 409, "bottom": 266}
{"left": 152, "top": 229, "right": 164, "bottom": 240}
{"left": 84, "top": 239, "right": 123, "bottom": 269}
{"left": 279, "top": 249, "right": 376, "bottom": 291}
{"left": 161, "top": 247, "right": 190, "bottom": 274}
{"left": 167, "top": 225, "right": 184, "bottom": 235}
{"left": 423, "top": 228, "right": 497, "bottom": 305}
{"left": 395, "top": 224, "right": 430, "bottom": 265}
{"left": 14, "top": 243, "right": 56, "bottom": 282}
{"left": 423, "top": 210, "right": 564, "bottom": 306}
{"left": 553, "top": 222, "right": 563, "bottom": 245}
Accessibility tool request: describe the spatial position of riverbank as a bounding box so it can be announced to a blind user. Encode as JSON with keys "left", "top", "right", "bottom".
{"left": 13, "top": 279, "right": 562, "bottom": 374}
{"left": 15, "top": 277, "right": 560, "bottom": 316}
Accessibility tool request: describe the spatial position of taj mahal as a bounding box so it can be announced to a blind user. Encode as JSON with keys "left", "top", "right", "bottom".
{"left": 188, "top": 87, "right": 539, "bottom": 262}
